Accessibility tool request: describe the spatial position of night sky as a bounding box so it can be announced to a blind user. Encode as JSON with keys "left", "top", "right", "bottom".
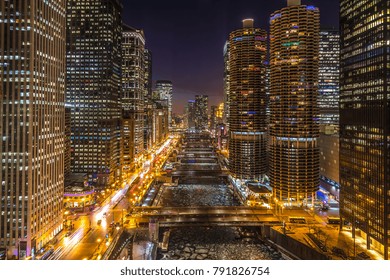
{"left": 123, "top": 0, "right": 339, "bottom": 114}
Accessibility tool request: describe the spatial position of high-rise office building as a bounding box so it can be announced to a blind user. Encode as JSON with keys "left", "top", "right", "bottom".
{"left": 66, "top": 0, "right": 123, "bottom": 188}
{"left": 223, "top": 41, "right": 230, "bottom": 127}
{"left": 65, "top": 106, "right": 72, "bottom": 178}
{"left": 186, "top": 100, "right": 196, "bottom": 130}
{"left": 156, "top": 80, "right": 173, "bottom": 130}
{"left": 228, "top": 19, "right": 268, "bottom": 181}
{"left": 195, "top": 95, "right": 209, "bottom": 131}
{"left": 144, "top": 49, "right": 153, "bottom": 101}
{"left": 144, "top": 49, "right": 153, "bottom": 151}
{"left": 340, "top": 0, "right": 390, "bottom": 259}
{"left": 121, "top": 25, "right": 145, "bottom": 172}
{"left": 152, "top": 101, "right": 169, "bottom": 145}
{"left": 319, "top": 28, "right": 340, "bottom": 127}
{"left": 0, "top": 0, "right": 66, "bottom": 258}
{"left": 210, "top": 106, "right": 218, "bottom": 135}
{"left": 270, "top": 0, "right": 320, "bottom": 203}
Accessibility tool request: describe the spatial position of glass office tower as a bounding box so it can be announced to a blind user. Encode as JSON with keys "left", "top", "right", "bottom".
{"left": 66, "top": 0, "right": 123, "bottom": 188}
{"left": 340, "top": 0, "right": 390, "bottom": 259}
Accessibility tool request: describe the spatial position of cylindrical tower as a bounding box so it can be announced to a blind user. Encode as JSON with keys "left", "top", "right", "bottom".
{"left": 228, "top": 19, "right": 268, "bottom": 181}
{"left": 269, "top": 2, "right": 320, "bottom": 204}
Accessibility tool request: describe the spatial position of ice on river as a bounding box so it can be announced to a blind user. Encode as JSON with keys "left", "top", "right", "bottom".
{"left": 157, "top": 227, "right": 285, "bottom": 260}
{"left": 158, "top": 184, "right": 241, "bottom": 207}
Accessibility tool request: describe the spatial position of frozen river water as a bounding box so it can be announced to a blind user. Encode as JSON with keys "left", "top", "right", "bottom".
{"left": 155, "top": 184, "right": 284, "bottom": 260}
{"left": 157, "top": 184, "right": 241, "bottom": 207}
{"left": 157, "top": 227, "right": 284, "bottom": 260}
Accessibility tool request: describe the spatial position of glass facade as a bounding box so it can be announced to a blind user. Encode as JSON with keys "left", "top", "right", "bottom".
{"left": 144, "top": 49, "right": 153, "bottom": 150}
{"left": 121, "top": 25, "right": 145, "bottom": 171}
{"left": 340, "top": 0, "right": 390, "bottom": 259}
{"left": 156, "top": 80, "right": 173, "bottom": 130}
{"left": 66, "top": 0, "right": 122, "bottom": 188}
{"left": 0, "top": 0, "right": 66, "bottom": 258}
{"left": 270, "top": 2, "right": 320, "bottom": 202}
{"left": 319, "top": 28, "right": 340, "bottom": 127}
{"left": 228, "top": 19, "right": 268, "bottom": 181}
{"left": 223, "top": 41, "right": 230, "bottom": 127}
{"left": 194, "top": 95, "right": 209, "bottom": 131}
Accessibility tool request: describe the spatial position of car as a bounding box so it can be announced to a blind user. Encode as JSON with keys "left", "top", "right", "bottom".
{"left": 65, "top": 231, "right": 71, "bottom": 237}
{"left": 97, "top": 219, "right": 102, "bottom": 226}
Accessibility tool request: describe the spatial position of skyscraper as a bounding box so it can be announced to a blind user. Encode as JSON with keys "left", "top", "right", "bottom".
{"left": 66, "top": 0, "right": 123, "bottom": 188}
{"left": 340, "top": 0, "right": 390, "bottom": 259}
{"left": 195, "top": 95, "right": 209, "bottom": 131}
{"left": 228, "top": 19, "right": 268, "bottom": 181}
{"left": 144, "top": 49, "right": 153, "bottom": 101}
{"left": 0, "top": 0, "right": 66, "bottom": 258}
{"left": 121, "top": 25, "right": 145, "bottom": 172}
{"left": 156, "top": 80, "right": 173, "bottom": 130}
{"left": 269, "top": 0, "right": 320, "bottom": 203}
{"left": 186, "top": 100, "right": 196, "bottom": 130}
{"left": 319, "top": 28, "right": 340, "bottom": 128}
{"left": 144, "top": 49, "right": 153, "bottom": 151}
{"left": 223, "top": 41, "right": 230, "bottom": 127}
{"left": 210, "top": 105, "right": 218, "bottom": 135}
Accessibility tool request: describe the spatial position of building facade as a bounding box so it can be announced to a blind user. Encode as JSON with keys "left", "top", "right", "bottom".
{"left": 65, "top": 106, "right": 72, "bottom": 177}
{"left": 319, "top": 132, "right": 339, "bottom": 186}
{"left": 269, "top": 0, "right": 320, "bottom": 203}
{"left": 223, "top": 41, "right": 230, "bottom": 127}
{"left": 319, "top": 28, "right": 340, "bottom": 127}
{"left": 152, "top": 101, "right": 169, "bottom": 145}
{"left": 340, "top": 0, "right": 390, "bottom": 259}
{"left": 66, "top": 0, "right": 123, "bottom": 188}
{"left": 0, "top": 0, "right": 66, "bottom": 258}
{"left": 186, "top": 100, "right": 196, "bottom": 130}
{"left": 121, "top": 25, "right": 145, "bottom": 172}
{"left": 144, "top": 49, "right": 153, "bottom": 150}
{"left": 228, "top": 19, "right": 268, "bottom": 181}
{"left": 194, "top": 95, "right": 209, "bottom": 131}
{"left": 156, "top": 80, "right": 173, "bottom": 130}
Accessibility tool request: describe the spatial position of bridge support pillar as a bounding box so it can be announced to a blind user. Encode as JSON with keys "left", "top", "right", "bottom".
{"left": 148, "top": 218, "right": 159, "bottom": 243}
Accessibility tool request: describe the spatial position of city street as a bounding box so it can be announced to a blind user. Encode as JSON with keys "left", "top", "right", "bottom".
{"left": 45, "top": 137, "right": 178, "bottom": 260}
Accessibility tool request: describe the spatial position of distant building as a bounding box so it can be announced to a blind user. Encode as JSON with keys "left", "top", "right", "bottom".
{"left": 186, "top": 100, "right": 196, "bottom": 130}
{"left": 153, "top": 101, "right": 169, "bottom": 144}
{"left": 195, "top": 95, "right": 209, "bottom": 131}
{"left": 156, "top": 81, "right": 173, "bottom": 130}
{"left": 269, "top": 0, "right": 320, "bottom": 203}
{"left": 210, "top": 106, "right": 218, "bottom": 135}
{"left": 228, "top": 19, "right": 268, "bottom": 181}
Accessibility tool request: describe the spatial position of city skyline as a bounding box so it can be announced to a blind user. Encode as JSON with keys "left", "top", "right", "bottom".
{"left": 123, "top": 0, "right": 339, "bottom": 113}
{"left": 1, "top": 0, "right": 390, "bottom": 262}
